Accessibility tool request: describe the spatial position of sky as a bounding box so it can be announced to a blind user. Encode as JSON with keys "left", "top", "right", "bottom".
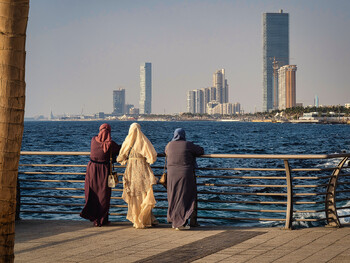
{"left": 25, "top": 0, "right": 350, "bottom": 117}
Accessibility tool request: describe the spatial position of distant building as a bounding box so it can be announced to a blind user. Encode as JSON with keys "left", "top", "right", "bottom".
{"left": 234, "top": 102, "right": 241, "bottom": 114}
{"left": 213, "top": 69, "right": 228, "bottom": 104}
{"left": 187, "top": 90, "right": 196, "bottom": 113}
{"left": 202, "top": 88, "right": 210, "bottom": 113}
{"left": 207, "top": 102, "right": 236, "bottom": 115}
{"left": 97, "top": 112, "right": 105, "bottom": 119}
{"left": 314, "top": 95, "right": 319, "bottom": 107}
{"left": 125, "top": 104, "right": 134, "bottom": 115}
{"left": 207, "top": 101, "right": 220, "bottom": 115}
{"left": 345, "top": 103, "right": 350, "bottom": 109}
{"left": 113, "top": 89, "right": 125, "bottom": 115}
{"left": 139, "top": 62, "right": 152, "bottom": 114}
{"left": 263, "top": 10, "right": 289, "bottom": 112}
{"left": 278, "top": 65, "right": 297, "bottom": 110}
{"left": 209, "top": 86, "right": 216, "bottom": 102}
{"left": 129, "top": 107, "right": 139, "bottom": 115}
{"left": 194, "top": 89, "right": 204, "bottom": 114}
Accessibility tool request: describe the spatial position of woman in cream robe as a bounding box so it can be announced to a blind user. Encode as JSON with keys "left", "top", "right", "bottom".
{"left": 117, "top": 123, "right": 158, "bottom": 229}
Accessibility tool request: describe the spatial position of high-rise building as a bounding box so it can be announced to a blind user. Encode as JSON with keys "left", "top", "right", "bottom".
{"left": 202, "top": 88, "right": 210, "bottom": 113}
{"left": 213, "top": 69, "right": 228, "bottom": 103}
{"left": 187, "top": 90, "right": 196, "bottom": 113}
{"left": 314, "top": 95, "right": 319, "bottom": 107}
{"left": 209, "top": 86, "right": 216, "bottom": 102}
{"left": 278, "top": 65, "right": 297, "bottom": 110}
{"left": 139, "top": 62, "right": 152, "bottom": 114}
{"left": 234, "top": 102, "right": 241, "bottom": 114}
{"left": 262, "top": 9, "right": 289, "bottom": 112}
{"left": 194, "top": 89, "right": 204, "bottom": 114}
{"left": 113, "top": 88, "right": 125, "bottom": 115}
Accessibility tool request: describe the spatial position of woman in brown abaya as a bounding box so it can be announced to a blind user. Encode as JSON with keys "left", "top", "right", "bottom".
{"left": 80, "top": 123, "right": 120, "bottom": 227}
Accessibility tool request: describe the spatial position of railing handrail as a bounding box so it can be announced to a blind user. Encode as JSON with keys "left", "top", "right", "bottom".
{"left": 20, "top": 151, "right": 350, "bottom": 159}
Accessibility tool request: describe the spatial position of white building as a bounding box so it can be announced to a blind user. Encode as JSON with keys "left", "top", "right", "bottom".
{"left": 139, "top": 62, "right": 152, "bottom": 114}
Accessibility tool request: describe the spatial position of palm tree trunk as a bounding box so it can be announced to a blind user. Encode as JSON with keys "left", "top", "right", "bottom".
{"left": 0, "top": 0, "right": 29, "bottom": 262}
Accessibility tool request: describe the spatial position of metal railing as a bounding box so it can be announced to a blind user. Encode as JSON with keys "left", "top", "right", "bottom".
{"left": 18, "top": 151, "right": 350, "bottom": 229}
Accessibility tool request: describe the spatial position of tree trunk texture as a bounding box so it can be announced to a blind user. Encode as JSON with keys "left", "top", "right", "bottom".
{"left": 0, "top": 0, "right": 29, "bottom": 262}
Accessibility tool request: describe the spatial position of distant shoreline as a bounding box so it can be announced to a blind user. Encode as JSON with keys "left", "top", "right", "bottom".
{"left": 24, "top": 118, "right": 350, "bottom": 125}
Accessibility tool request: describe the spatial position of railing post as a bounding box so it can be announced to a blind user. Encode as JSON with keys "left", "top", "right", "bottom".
{"left": 190, "top": 170, "right": 199, "bottom": 226}
{"left": 325, "top": 157, "right": 348, "bottom": 227}
{"left": 16, "top": 177, "right": 21, "bottom": 220}
{"left": 284, "top": 160, "right": 293, "bottom": 230}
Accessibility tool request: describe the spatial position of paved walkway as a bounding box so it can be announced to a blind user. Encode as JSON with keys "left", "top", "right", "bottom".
{"left": 15, "top": 220, "right": 350, "bottom": 263}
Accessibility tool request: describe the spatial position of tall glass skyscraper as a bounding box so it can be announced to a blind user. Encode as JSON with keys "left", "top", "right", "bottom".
{"left": 113, "top": 88, "right": 125, "bottom": 115}
{"left": 139, "top": 62, "right": 152, "bottom": 114}
{"left": 262, "top": 10, "right": 289, "bottom": 112}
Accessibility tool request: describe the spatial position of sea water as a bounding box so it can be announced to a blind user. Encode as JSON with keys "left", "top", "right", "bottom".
{"left": 19, "top": 121, "right": 350, "bottom": 227}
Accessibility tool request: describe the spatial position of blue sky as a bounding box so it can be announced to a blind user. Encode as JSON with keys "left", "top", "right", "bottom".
{"left": 25, "top": 0, "right": 350, "bottom": 117}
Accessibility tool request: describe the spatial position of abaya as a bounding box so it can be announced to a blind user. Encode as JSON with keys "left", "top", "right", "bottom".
{"left": 80, "top": 123, "right": 120, "bottom": 226}
{"left": 165, "top": 128, "right": 204, "bottom": 228}
{"left": 117, "top": 123, "right": 158, "bottom": 229}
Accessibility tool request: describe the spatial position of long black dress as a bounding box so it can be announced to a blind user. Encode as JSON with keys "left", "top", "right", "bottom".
{"left": 165, "top": 140, "right": 204, "bottom": 228}
{"left": 80, "top": 138, "right": 120, "bottom": 226}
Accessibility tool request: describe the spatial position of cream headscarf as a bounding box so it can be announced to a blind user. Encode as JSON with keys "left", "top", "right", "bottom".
{"left": 117, "top": 123, "right": 157, "bottom": 165}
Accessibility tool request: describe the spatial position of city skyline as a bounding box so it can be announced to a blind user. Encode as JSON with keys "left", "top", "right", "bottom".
{"left": 187, "top": 68, "right": 236, "bottom": 115}
{"left": 25, "top": 1, "right": 350, "bottom": 117}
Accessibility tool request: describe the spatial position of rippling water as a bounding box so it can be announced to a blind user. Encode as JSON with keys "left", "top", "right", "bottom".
{"left": 20, "top": 121, "right": 350, "bottom": 227}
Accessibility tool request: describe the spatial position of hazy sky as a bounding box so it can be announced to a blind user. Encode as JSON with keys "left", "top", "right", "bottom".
{"left": 25, "top": 0, "right": 350, "bottom": 117}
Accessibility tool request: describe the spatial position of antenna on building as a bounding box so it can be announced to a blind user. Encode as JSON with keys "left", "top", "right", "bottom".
{"left": 269, "top": 56, "right": 292, "bottom": 110}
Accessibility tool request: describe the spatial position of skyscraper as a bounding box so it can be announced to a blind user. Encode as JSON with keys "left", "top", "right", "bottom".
{"left": 113, "top": 88, "right": 125, "bottom": 115}
{"left": 139, "top": 62, "right": 152, "bottom": 114}
{"left": 213, "top": 69, "right": 228, "bottom": 104}
{"left": 262, "top": 10, "right": 289, "bottom": 112}
{"left": 314, "top": 95, "right": 319, "bottom": 107}
{"left": 278, "top": 65, "right": 297, "bottom": 110}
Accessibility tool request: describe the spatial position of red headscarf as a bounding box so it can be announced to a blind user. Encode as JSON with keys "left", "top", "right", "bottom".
{"left": 95, "top": 123, "right": 112, "bottom": 153}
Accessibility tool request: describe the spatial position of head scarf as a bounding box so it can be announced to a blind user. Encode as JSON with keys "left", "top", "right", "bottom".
{"left": 95, "top": 123, "right": 112, "bottom": 153}
{"left": 117, "top": 123, "right": 157, "bottom": 165}
{"left": 172, "top": 128, "right": 186, "bottom": 141}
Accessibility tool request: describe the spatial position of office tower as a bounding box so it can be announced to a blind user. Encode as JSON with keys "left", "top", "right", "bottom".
{"left": 139, "top": 62, "right": 152, "bottom": 114}
{"left": 213, "top": 69, "right": 228, "bottom": 103}
{"left": 113, "top": 88, "right": 125, "bottom": 115}
{"left": 234, "top": 102, "right": 241, "bottom": 114}
{"left": 314, "top": 95, "right": 319, "bottom": 107}
{"left": 278, "top": 65, "right": 297, "bottom": 110}
{"left": 262, "top": 9, "right": 289, "bottom": 112}
{"left": 187, "top": 90, "right": 196, "bottom": 113}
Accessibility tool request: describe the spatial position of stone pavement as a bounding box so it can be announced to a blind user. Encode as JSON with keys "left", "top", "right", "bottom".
{"left": 14, "top": 220, "right": 350, "bottom": 263}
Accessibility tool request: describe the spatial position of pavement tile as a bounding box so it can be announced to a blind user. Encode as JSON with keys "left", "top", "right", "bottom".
{"left": 14, "top": 220, "right": 350, "bottom": 263}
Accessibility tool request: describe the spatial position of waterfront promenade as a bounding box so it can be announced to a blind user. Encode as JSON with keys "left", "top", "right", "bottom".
{"left": 14, "top": 220, "right": 350, "bottom": 263}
